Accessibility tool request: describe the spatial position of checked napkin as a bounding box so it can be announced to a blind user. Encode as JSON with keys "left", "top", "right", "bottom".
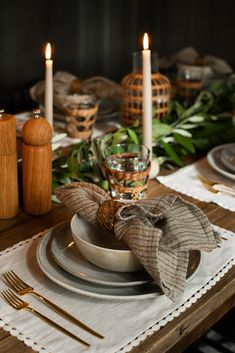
{"left": 56, "top": 182, "right": 220, "bottom": 300}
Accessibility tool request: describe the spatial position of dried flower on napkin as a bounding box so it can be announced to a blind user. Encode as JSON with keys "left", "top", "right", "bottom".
{"left": 56, "top": 182, "right": 220, "bottom": 300}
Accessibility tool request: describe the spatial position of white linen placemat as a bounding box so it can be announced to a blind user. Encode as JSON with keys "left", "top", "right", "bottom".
{"left": 0, "top": 224, "right": 234, "bottom": 353}
{"left": 157, "top": 159, "right": 235, "bottom": 212}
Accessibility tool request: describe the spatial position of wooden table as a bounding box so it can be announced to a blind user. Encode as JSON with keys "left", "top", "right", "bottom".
{"left": 0, "top": 179, "right": 234, "bottom": 353}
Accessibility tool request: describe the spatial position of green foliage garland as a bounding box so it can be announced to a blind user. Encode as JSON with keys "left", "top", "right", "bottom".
{"left": 52, "top": 76, "right": 235, "bottom": 192}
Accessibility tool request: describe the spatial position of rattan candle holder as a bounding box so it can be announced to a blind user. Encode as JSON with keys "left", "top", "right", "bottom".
{"left": 121, "top": 52, "right": 171, "bottom": 126}
{"left": 65, "top": 105, "right": 98, "bottom": 139}
{"left": 55, "top": 93, "right": 98, "bottom": 140}
{"left": 121, "top": 72, "right": 171, "bottom": 126}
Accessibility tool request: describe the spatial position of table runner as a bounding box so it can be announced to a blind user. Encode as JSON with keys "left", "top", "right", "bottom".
{"left": 0, "top": 222, "right": 234, "bottom": 353}
{"left": 157, "top": 159, "right": 235, "bottom": 212}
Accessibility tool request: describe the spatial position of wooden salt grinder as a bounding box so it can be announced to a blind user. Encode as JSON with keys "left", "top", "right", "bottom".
{"left": 0, "top": 109, "right": 19, "bottom": 219}
{"left": 22, "top": 109, "right": 52, "bottom": 215}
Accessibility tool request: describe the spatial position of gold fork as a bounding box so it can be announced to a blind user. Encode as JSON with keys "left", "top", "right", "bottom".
{"left": 198, "top": 174, "right": 235, "bottom": 196}
{"left": 199, "top": 174, "right": 235, "bottom": 191}
{"left": 198, "top": 175, "right": 218, "bottom": 194}
{"left": 1, "top": 289, "right": 90, "bottom": 346}
{"left": 3, "top": 270, "right": 104, "bottom": 339}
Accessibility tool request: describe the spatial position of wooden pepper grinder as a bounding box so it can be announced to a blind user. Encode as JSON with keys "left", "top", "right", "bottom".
{"left": 0, "top": 109, "right": 19, "bottom": 219}
{"left": 22, "top": 109, "right": 52, "bottom": 215}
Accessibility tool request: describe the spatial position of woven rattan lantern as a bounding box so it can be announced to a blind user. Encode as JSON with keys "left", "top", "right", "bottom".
{"left": 62, "top": 95, "right": 98, "bottom": 139}
{"left": 121, "top": 52, "right": 171, "bottom": 126}
{"left": 65, "top": 105, "right": 98, "bottom": 139}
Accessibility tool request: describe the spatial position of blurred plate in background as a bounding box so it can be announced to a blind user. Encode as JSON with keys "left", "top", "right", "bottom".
{"left": 207, "top": 144, "right": 235, "bottom": 180}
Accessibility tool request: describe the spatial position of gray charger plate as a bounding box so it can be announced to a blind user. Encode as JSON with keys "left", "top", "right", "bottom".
{"left": 220, "top": 144, "right": 235, "bottom": 173}
{"left": 37, "top": 222, "right": 201, "bottom": 300}
{"left": 37, "top": 223, "right": 159, "bottom": 300}
{"left": 207, "top": 144, "right": 235, "bottom": 181}
{"left": 50, "top": 225, "right": 151, "bottom": 287}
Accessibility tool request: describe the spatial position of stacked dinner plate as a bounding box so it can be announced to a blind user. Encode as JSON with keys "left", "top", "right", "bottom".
{"left": 207, "top": 143, "right": 235, "bottom": 181}
{"left": 36, "top": 222, "right": 158, "bottom": 300}
{"left": 36, "top": 219, "right": 201, "bottom": 301}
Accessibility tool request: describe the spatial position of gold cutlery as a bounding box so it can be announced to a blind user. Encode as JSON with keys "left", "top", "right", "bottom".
{"left": 3, "top": 270, "right": 104, "bottom": 339}
{"left": 198, "top": 174, "right": 235, "bottom": 197}
{"left": 1, "top": 289, "right": 90, "bottom": 346}
{"left": 199, "top": 174, "right": 235, "bottom": 190}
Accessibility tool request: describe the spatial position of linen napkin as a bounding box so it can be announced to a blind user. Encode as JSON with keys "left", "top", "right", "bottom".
{"left": 56, "top": 182, "right": 220, "bottom": 300}
{"left": 30, "top": 71, "right": 121, "bottom": 111}
{"left": 159, "top": 46, "right": 233, "bottom": 75}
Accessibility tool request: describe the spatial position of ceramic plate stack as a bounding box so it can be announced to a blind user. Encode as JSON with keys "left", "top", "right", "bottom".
{"left": 207, "top": 143, "right": 235, "bottom": 181}
{"left": 36, "top": 221, "right": 201, "bottom": 300}
{"left": 36, "top": 222, "right": 159, "bottom": 300}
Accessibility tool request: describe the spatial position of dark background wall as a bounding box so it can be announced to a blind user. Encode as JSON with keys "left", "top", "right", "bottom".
{"left": 0, "top": 0, "right": 235, "bottom": 111}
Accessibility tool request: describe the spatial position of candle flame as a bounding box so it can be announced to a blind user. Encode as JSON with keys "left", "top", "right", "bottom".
{"left": 45, "top": 43, "right": 52, "bottom": 60}
{"left": 143, "top": 33, "right": 149, "bottom": 50}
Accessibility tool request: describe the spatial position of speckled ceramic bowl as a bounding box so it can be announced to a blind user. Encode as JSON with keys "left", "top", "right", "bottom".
{"left": 70, "top": 214, "right": 142, "bottom": 272}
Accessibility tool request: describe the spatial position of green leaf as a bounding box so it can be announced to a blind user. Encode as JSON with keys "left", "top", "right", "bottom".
{"left": 180, "top": 124, "right": 198, "bottom": 129}
{"left": 111, "top": 128, "right": 126, "bottom": 146}
{"left": 52, "top": 194, "right": 61, "bottom": 203}
{"left": 161, "top": 136, "right": 175, "bottom": 143}
{"left": 67, "top": 152, "right": 79, "bottom": 172}
{"left": 152, "top": 120, "right": 173, "bottom": 138}
{"left": 61, "top": 177, "right": 73, "bottom": 184}
{"left": 188, "top": 116, "right": 205, "bottom": 123}
{"left": 160, "top": 140, "right": 184, "bottom": 167}
{"left": 172, "top": 128, "right": 192, "bottom": 137}
{"left": 181, "top": 101, "right": 202, "bottom": 119}
{"left": 174, "top": 133, "right": 195, "bottom": 153}
{"left": 91, "top": 139, "right": 101, "bottom": 163}
{"left": 156, "top": 156, "right": 171, "bottom": 165}
{"left": 97, "top": 180, "right": 109, "bottom": 191}
{"left": 127, "top": 128, "right": 139, "bottom": 144}
{"left": 174, "top": 101, "right": 185, "bottom": 117}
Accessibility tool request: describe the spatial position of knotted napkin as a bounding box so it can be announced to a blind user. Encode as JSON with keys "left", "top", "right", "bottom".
{"left": 56, "top": 182, "right": 220, "bottom": 300}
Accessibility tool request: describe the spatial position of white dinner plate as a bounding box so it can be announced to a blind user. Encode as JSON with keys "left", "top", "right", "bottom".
{"left": 50, "top": 225, "right": 151, "bottom": 287}
{"left": 207, "top": 144, "right": 235, "bottom": 181}
{"left": 36, "top": 223, "right": 160, "bottom": 300}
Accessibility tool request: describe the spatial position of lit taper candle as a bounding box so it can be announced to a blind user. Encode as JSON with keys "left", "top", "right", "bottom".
{"left": 44, "top": 43, "right": 53, "bottom": 127}
{"left": 142, "top": 33, "right": 152, "bottom": 159}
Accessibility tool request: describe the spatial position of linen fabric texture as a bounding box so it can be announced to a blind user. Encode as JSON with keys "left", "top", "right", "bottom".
{"left": 56, "top": 182, "right": 220, "bottom": 300}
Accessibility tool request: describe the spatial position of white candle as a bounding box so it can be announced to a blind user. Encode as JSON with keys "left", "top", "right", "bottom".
{"left": 44, "top": 43, "right": 53, "bottom": 127}
{"left": 142, "top": 33, "right": 152, "bottom": 159}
